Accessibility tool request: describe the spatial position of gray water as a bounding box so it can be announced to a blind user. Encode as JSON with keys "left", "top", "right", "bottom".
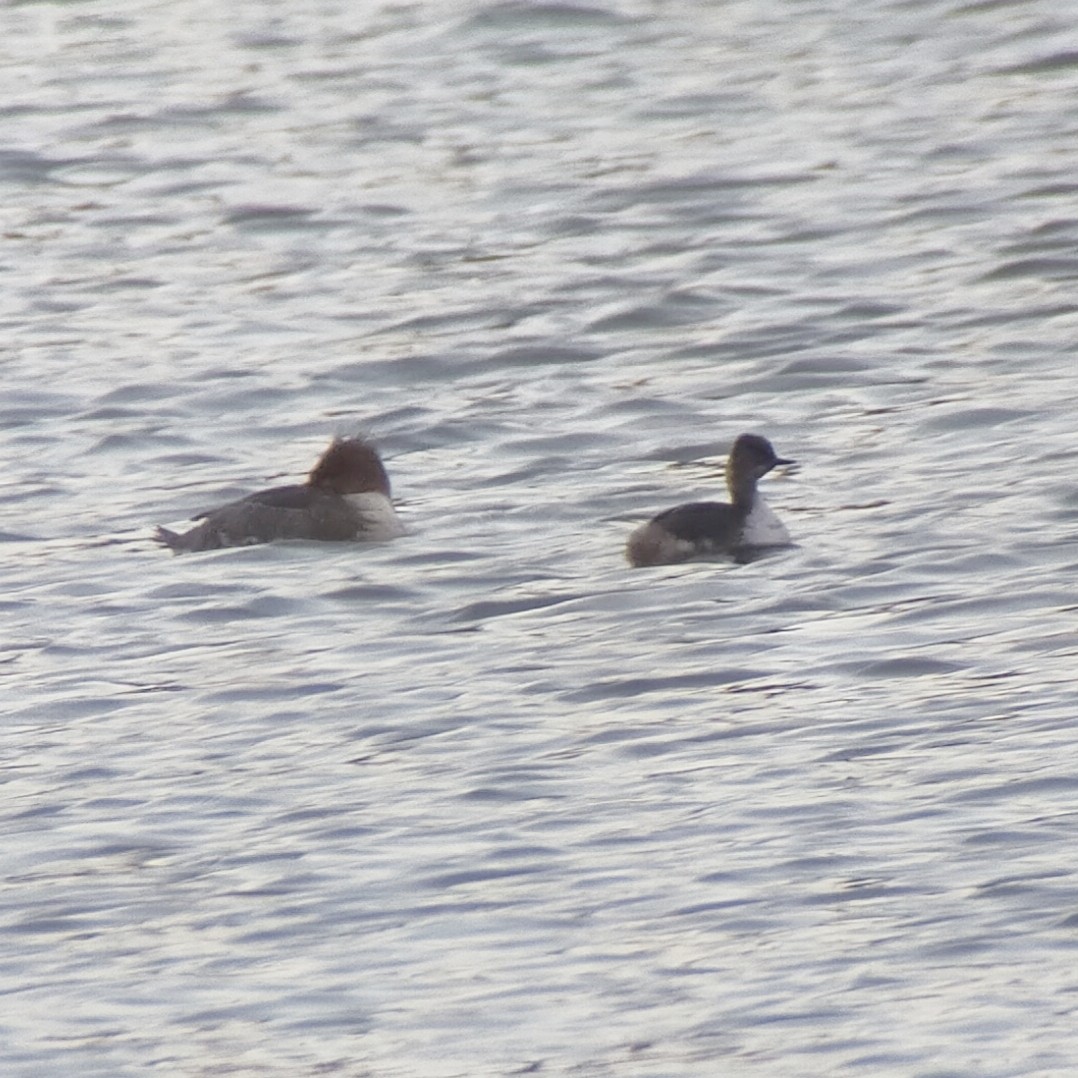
{"left": 4, "top": 1, "right": 1078, "bottom": 1075}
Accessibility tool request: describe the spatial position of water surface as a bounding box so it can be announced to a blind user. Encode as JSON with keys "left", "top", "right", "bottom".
{"left": 4, "top": 2, "right": 1078, "bottom": 1075}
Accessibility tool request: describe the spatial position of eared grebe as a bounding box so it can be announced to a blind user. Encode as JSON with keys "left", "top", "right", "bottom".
{"left": 626, "top": 433, "right": 793, "bottom": 568}
{"left": 155, "top": 437, "right": 404, "bottom": 553}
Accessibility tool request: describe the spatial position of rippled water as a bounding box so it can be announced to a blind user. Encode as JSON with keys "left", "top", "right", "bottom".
{"left": 5, "top": 1, "right": 1078, "bottom": 1075}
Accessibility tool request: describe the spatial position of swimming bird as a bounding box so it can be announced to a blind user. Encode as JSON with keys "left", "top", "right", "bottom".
{"left": 155, "top": 436, "right": 404, "bottom": 553}
{"left": 626, "top": 433, "right": 793, "bottom": 568}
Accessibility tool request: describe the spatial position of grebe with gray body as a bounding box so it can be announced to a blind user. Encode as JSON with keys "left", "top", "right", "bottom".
{"left": 155, "top": 437, "right": 404, "bottom": 553}
{"left": 626, "top": 433, "right": 794, "bottom": 568}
